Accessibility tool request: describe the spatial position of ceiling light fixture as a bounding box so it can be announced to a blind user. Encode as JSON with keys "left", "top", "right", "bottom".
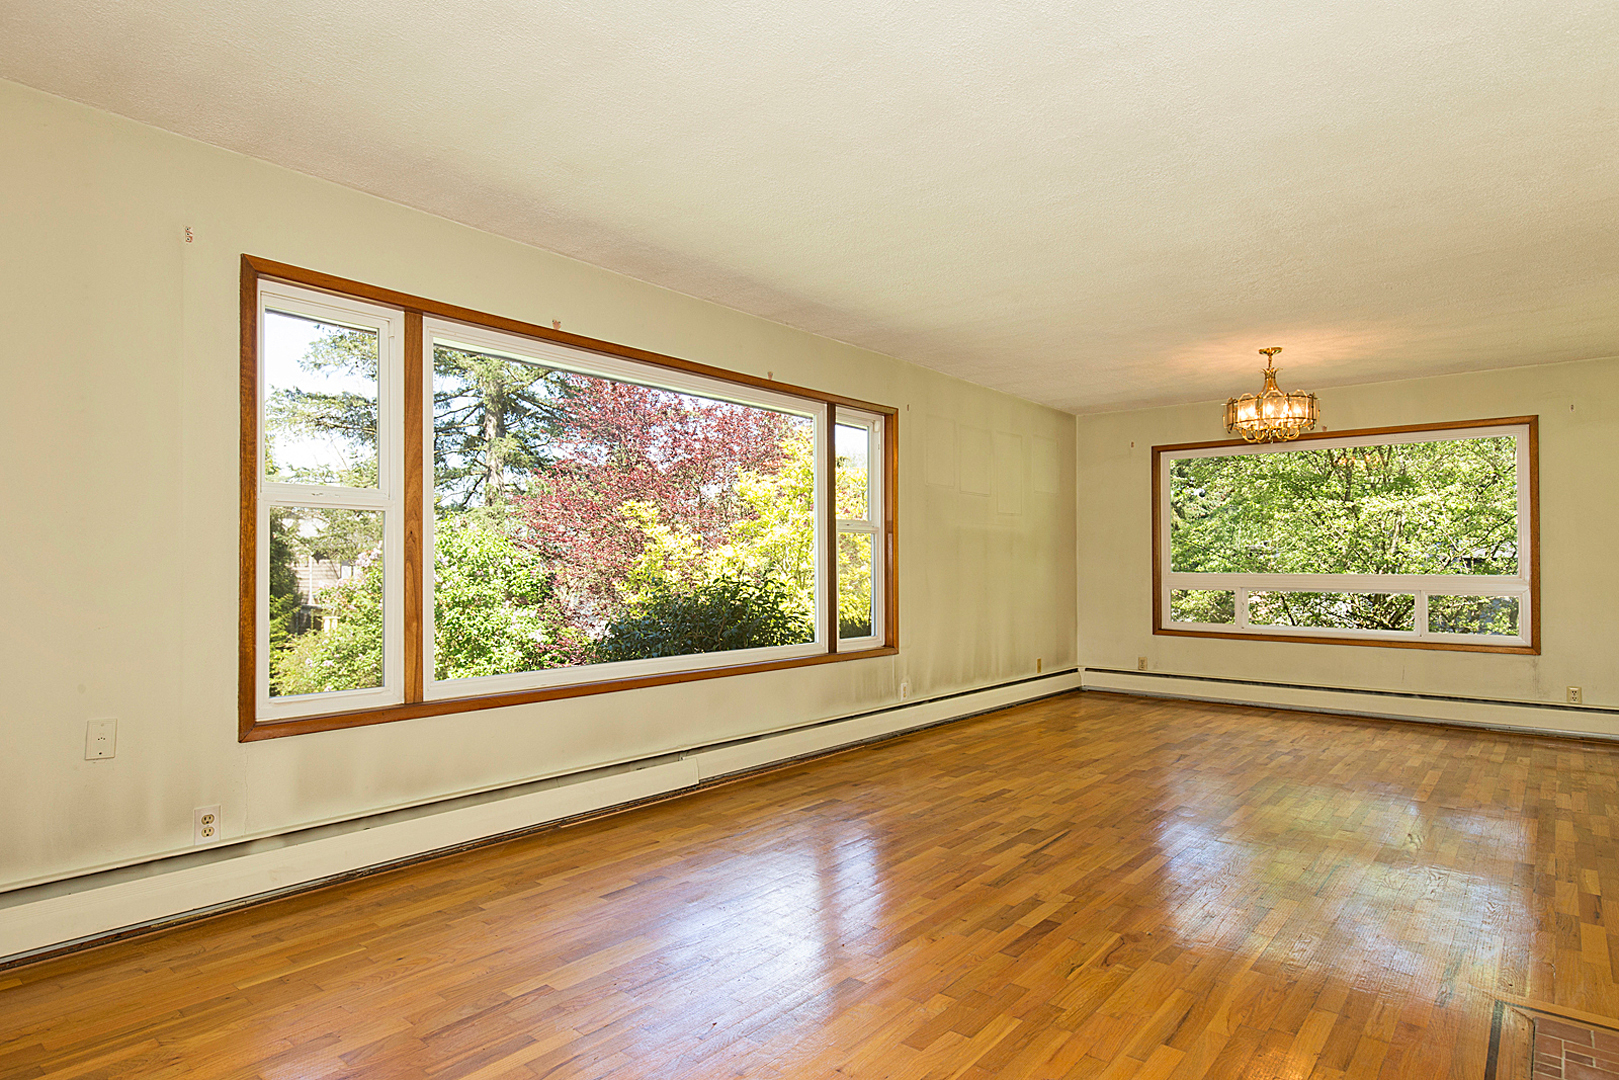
{"left": 1224, "top": 347, "right": 1319, "bottom": 443}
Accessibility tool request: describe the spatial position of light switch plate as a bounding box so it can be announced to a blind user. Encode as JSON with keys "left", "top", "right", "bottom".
{"left": 85, "top": 718, "right": 117, "bottom": 760}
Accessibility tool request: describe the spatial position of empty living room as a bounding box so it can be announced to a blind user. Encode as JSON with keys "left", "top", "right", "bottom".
{"left": 1, "top": 2, "right": 1616, "bottom": 1077}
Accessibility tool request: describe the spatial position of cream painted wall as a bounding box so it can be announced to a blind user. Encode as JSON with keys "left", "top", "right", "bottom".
{"left": 1076, "top": 356, "right": 1619, "bottom": 735}
{"left": 0, "top": 79, "right": 1076, "bottom": 891}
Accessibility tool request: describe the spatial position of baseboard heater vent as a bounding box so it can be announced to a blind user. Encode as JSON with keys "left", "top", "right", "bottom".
{"left": 1087, "top": 667, "right": 1619, "bottom": 716}
{"left": 1083, "top": 667, "right": 1619, "bottom": 742}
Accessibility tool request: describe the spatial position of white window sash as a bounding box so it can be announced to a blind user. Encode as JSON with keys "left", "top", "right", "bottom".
{"left": 1160, "top": 423, "right": 1532, "bottom": 646}
{"left": 834, "top": 410, "right": 885, "bottom": 648}
{"left": 257, "top": 282, "right": 405, "bottom": 721}
{"left": 421, "top": 317, "right": 832, "bottom": 699}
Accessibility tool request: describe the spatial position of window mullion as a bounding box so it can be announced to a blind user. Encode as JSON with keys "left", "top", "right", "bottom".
{"left": 403, "top": 310, "right": 424, "bottom": 704}
{"left": 826, "top": 403, "right": 839, "bottom": 654}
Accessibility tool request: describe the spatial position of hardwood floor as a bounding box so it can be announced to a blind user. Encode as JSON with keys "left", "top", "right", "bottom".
{"left": 3, "top": 690, "right": 1617, "bottom": 1079}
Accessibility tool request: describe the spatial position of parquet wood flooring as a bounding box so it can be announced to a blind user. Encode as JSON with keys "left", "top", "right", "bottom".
{"left": 3, "top": 690, "right": 1617, "bottom": 1078}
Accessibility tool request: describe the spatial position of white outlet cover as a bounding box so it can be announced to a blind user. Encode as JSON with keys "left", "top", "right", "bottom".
{"left": 899, "top": 680, "right": 910, "bottom": 700}
{"left": 194, "top": 805, "right": 222, "bottom": 845}
{"left": 84, "top": 718, "right": 117, "bottom": 760}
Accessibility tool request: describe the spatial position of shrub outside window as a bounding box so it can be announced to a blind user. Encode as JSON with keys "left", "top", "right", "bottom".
{"left": 1153, "top": 419, "right": 1537, "bottom": 652}
{"left": 243, "top": 259, "right": 897, "bottom": 739}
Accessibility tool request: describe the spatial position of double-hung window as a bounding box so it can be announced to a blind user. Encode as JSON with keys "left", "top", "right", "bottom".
{"left": 835, "top": 413, "right": 886, "bottom": 646}
{"left": 255, "top": 283, "right": 406, "bottom": 720}
{"left": 242, "top": 258, "right": 897, "bottom": 739}
{"left": 1153, "top": 418, "right": 1538, "bottom": 652}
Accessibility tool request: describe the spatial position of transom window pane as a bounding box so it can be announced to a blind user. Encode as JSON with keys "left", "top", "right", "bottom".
{"left": 262, "top": 310, "right": 380, "bottom": 488}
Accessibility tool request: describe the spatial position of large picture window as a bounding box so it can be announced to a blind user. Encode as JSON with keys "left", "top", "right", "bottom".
{"left": 1152, "top": 418, "right": 1537, "bottom": 652}
{"left": 242, "top": 259, "right": 897, "bottom": 739}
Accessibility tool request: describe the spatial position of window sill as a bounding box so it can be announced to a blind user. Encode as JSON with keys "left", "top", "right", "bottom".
{"left": 1153, "top": 626, "right": 1538, "bottom": 654}
{"left": 240, "top": 646, "right": 899, "bottom": 741}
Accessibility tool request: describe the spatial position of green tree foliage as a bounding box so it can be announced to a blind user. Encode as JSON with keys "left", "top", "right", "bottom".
{"left": 262, "top": 318, "right": 390, "bottom": 696}
{"left": 266, "top": 507, "right": 384, "bottom": 696}
{"left": 264, "top": 322, "right": 380, "bottom": 488}
{"left": 433, "top": 347, "right": 561, "bottom": 510}
{"left": 271, "top": 569, "right": 384, "bottom": 696}
{"left": 1169, "top": 434, "right": 1519, "bottom": 629}
{"left": 1428, "top": 594, "right": 1520, "bottom": 635}
{"left": 596, "top": 572, "right": 814, "bottom": 662}
{"left": 710, "top": 426, "right": 817, "bottom": 613}
{"left": 837, "top": 533, "right": 875, "bottom": 638}
{"left": 1167, "top": 589, "right": 1236, "bottom": 625}
{"left": 272, "top": 513, "right": 579, "bottom": 691}
{"left": 266, "top": 512, "right": 303, "bottom": 667}
{"left": 1249, "top": 590, "right": 1415, "bottom": 632}
{"left": 431, "top": 515, "right": 571, "bottom": 680}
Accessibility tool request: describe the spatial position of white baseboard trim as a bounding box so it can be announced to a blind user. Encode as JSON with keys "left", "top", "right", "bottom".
{"left": 0, "top": 671, "right": 1081, "bottom": 967}
{"left": 690, "top": 671, "right": 1081, "bottom": 781}
{"left": 1082, "top": 668, "right": 1619, "bottom": 742}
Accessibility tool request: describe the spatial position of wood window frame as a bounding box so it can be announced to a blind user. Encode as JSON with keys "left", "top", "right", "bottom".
{"left": 240, "top": 256, "right": 899, "bottom": 742}
{"left": 1151, "top": 416, "right": 1540, "bottom": 654}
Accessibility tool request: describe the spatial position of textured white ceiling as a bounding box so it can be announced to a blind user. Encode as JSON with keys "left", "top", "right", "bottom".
{"left": 3, "top": 0, "right": 1616, "bottom": 412}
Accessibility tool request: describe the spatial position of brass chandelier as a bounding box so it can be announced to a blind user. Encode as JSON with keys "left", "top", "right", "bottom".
{"left": 1224, "top": 347, "right": 1318, "bottom": 443}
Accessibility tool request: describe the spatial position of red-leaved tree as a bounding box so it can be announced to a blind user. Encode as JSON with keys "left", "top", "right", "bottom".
{"left": 517, "top": 374, "right": 802, "bottom": 635}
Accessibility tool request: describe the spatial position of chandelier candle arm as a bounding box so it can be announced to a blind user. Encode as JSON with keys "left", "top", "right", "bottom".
{"left": 1224, "top": 346, "right": 1319, "bottom": 443}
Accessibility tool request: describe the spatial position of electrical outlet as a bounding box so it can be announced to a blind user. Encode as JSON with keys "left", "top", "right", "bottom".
{"left": 194, "top": 805, "right": 221, "bottom": 845}
{"left": 1567, "top": 686, "right": 1583, "bottom": 705}
{"left": 1036, "top": 658, "right": 1043, "bottom": 674}
{"left": 1137, "top": 656, "right": 1149, "bottom": 671}
{"left": 84, "top": 718, "right": 117, "bottom": 760}
{"left": 899, "top": 680, "right": 911, "bottom": 700}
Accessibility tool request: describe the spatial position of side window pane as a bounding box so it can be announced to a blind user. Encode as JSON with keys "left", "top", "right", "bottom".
{"left": 835, "top": 423, "right": 870, "bottom": 519}
{"left": 433, "top": 347, "right": 816, "bottom": 679}
{"left": 1248, "top": 591, "right": 1415, "bottom": 632}
{"left": 1429, "top": 595, "right": 1520, "bottom": 636}
{"left": 268, "top": 506, "right": 384, "bottom": 696}
{"left": 263, "top": 310, "right": 380, "bottom": 487}
{"left": 837, "top": 532, "right": 875, "bottom": 638}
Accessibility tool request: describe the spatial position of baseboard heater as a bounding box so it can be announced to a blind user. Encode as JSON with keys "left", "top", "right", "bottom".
{"left": 0, "top": 669, "right": 1081, "bottom": 970}
{"left": 1083, "top": 667, "right": 1619, "bottom": 742}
